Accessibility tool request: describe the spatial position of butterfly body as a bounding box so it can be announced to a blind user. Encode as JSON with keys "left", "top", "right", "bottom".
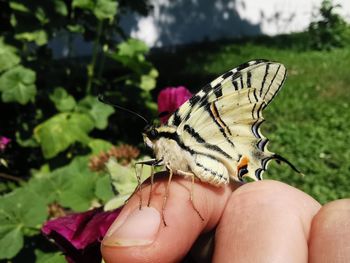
{"left": 143, "top": 125, "right": 232, "bottom": 185}
{"left": 150, "top": 129, "right": 193, "bottom": 174}
{"left": 143, "top": 59, "right": 297, "bottom": 187}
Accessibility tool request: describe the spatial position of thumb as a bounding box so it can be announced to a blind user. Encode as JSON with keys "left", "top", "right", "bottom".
{"left": 101, "top": 172, "right": 236, "bottom": 263}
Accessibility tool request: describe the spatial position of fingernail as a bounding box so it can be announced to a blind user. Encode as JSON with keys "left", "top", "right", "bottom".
{"left": 102, "top": 207, "right": 161, "bottom": 247}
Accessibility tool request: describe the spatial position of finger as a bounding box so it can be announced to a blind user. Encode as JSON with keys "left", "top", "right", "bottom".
{"left": 309, "top": 199, "right": 350, "bottom": 263}
{"left": 213, "top": 180, "right": 321, "bottom": 263}
{"left": 101, "top": 172, "right": 237, "bottom": 263}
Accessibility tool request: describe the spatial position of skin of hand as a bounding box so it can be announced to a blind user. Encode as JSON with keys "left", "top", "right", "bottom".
{"left": 101, "top": 174, "right": 350, "bottom": 263}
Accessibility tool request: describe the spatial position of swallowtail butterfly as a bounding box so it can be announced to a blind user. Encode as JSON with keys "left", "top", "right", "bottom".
{"left": 100, "top": 59, "right": 301, "bottom": 224}
{"left": 142, "top": 59, "right": 300, "bottom": 189}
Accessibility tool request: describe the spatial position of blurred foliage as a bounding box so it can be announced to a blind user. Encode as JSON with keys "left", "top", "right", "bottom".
{"left": 308, "top": 0, "right": 350, "bottom": 50}
{"left": 0, "top": 0, "right": 157, "bottom": 261}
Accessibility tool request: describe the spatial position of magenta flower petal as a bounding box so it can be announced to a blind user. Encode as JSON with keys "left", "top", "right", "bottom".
{"left": 42, "top": 207, "right": 121, "bottom": 263}
{"left": 157, "top": 86, "right": 192, "bottom": 123}
{"left": 0, "top": 136, "right": 11, "bottom": 151}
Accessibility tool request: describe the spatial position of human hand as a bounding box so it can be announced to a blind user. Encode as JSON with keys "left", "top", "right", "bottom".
{"left": 101, "top": 174, "right": 350, "bottom": 262}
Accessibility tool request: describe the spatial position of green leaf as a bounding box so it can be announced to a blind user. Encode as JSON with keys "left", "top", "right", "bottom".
{"left": 15, "top": 30, "right": 48, "bottom": 46}
{"left": 10, "top": 14, "right": 17, "bottom": 27}
{"left": 0, "top": 39, "right": 20, "bottom": 72}
{"left": 105, "top": 158, "right": 152, "bottom": 195}
{"left": 9, "top": 1, "right": 29, "bottom": 12}
{"left": 67, "top": 24, "right": 84, "bottom": 33}
{"left": 72, "top": 0, "right": 94, "bottom": 10}
{"left": 28, "top": 173, "right": 66, "bottom": 208}
{"left": 26, "top": 177, "right": 57, "bottom": 206}
{"left": 140, "top": 69, "right": 158, "bottom": 91}
{"left": 55, "top": 156, "right": 99, "bottom": 211}
{"left": 109, "top": 38, "right": 155, "bottom": 77}
{"left": 34, "top": 112, "right": 94, "bottom": 159}
{"left": 0, "top": 187, "right": 47, "bottom": 259}
{"left": 76, "top": 96, "right": 114, "bottom": 129}
{"left": 103, "top": 158, "right": 136, "bottom": 210}
{"left": 49, "top": 87, "right": 76, "bottom": 112}
{"left": 88, "top": 138, "right": 113, "bottom": 154}
{"left": 15, "top": 131, "right": 39, "bottom": 147}
{"left": 35, "top": 7, "right": 49, "bottom": 25}
{"left": 94, "top": 0, "right": 118, "bottom": 21}
{"left": 28, "top": 156, "right": 100, "bottom": 211}
{"left": 104, "top": 194, "right": 129, "bottom": 211}
{"left": 53, "top": 0, "right": 68, "bottom": 16}
{"left": 72, "top": 0, "right": 118, "bottom": 21}
{"left": 0, "top": 227, "right": 23, "bottom": 260}
{"left": 59, "top": 175, "right": 97, "bottom": 211}
{"left": 0, "top": 65, "right": 36, "bottom": 104}
{"left": 31, "top": 164, "right": 51, "bottom": 179}
{"left": 104, "top": 157, "right": 153, "bottom": 211}
{"left": 0, "top": 188, "right": 47, "bottom": 228}
{"left": 95, "top": 174, "right": 114, "bottom": 203}
{"left": 117, "top": 39, "right": 148, "bottom": 57}
{"left": 35, "top": 250, "right": 66, "bottom": 263}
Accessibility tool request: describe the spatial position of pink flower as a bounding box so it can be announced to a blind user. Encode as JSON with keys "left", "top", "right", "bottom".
{"left": 42, "top": 207, "right": 121, "bottom": 263}
{"left": 0, "top": 136, "right": 11, "bottom": 151}
{"left": 157, "top": 86, "right": 192, "bottom": 123}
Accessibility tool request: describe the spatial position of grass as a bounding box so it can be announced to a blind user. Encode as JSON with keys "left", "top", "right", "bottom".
{"left": 150, "top": 37, "right": 350, "bottom": 204}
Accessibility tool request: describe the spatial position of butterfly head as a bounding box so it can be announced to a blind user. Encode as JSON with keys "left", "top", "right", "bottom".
{"left": 143, "top": 124, "right": 159, "bottom": 149}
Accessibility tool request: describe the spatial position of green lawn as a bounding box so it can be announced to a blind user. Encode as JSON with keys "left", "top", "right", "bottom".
{"left": 151, "top": 39, "right": 350, "bottom": 203}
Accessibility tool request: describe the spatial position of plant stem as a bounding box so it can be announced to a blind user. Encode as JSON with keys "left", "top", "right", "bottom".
{"left": 0, "top": 172, "right": 25, "bottom": 183}
{"left": 96, "top": 48, "right": 106, "bottom": 81}
{"left": 86, "top": 20, "right": 104, "bottom": 95}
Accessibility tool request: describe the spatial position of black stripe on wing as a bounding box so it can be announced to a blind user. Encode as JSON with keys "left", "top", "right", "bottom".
{"left": 232, "top": 80, "right": 239, "bottom": 90}
{"left": 263, "top": 65, "right": 287, "bottom": 108}
{"left": 247, "top": 71, "right": 252, "bottom": 88}
{"left": 213, "top": 83, "right": 223, "bottom": 98}
{"left": 205, "top": 102, "right": 235, "bottom": 148}
{"left": 239, "top": 75, "right": 244, "bottom": 90}
{"left": 172, "top": 111, "right": 182, "bottom": 126}
{"left": 183, "top": 124, "right": 232, "bottom": 160}
{"left": 260, "top": 63, "right": 270, "bottom": 97}
{"left": 263, "top": 64, "right": 281, "bottom": 100}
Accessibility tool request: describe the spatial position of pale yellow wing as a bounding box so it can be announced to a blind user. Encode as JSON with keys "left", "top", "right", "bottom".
{"left": 168, "top": 60, "right": 288, "bottom": 182}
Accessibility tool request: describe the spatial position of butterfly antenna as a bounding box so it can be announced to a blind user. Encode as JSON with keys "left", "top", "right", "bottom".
{"left": 98, "top": 94, "right": 149, "bottom": 125}
{"left": 273, "top": 154, "right": 305, "bottom": 176}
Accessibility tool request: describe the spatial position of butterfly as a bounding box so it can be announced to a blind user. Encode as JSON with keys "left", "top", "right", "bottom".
{"left": 139, "top": 59, "right": 301, "bottom": 223}
{"left": 100, "top": 59, "right": 301, "bottom": 224}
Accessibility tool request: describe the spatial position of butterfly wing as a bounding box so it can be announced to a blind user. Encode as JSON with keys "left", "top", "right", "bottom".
{"left": 167, "top": 60, "right": 287, "bottom": 183}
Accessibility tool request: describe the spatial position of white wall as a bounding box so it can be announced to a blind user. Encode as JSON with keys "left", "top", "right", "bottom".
{"left": 122, "top": 0, "right": 350, "bottom": 47}
{"left": 235, "top": 0, "right": 350, "bottom": 35}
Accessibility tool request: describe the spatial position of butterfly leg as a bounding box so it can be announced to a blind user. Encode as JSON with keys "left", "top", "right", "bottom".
{"left": 189, "top": 173, "right": 205, "bottom": 222}
{"left": 134, "top": 163, "right": 144, "bottom": 210}
{"left": 162, "top": 163, "right": 174, "bottom": 226}
{"left": 124, "top": 163, "right": 143, "bottom": 206}
{"left": 147, "top": 164, "right": 154, "bottom": 207}
{"left": 176, "top": 170, "right": 204, "bottom": 222}
{"left": 132, "top": 159, "right": 163, "bottom": 209}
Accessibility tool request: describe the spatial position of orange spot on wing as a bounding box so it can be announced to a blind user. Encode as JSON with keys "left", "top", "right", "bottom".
{"left": 237, "top": 156, "right": 249, "bottom": 170}
{"left": 236, "top": 156, "right": 250, "bottom": 180}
